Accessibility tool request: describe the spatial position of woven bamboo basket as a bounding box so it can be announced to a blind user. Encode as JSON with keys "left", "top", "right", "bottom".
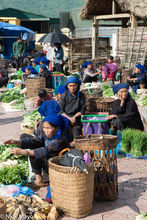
{"left": 0, "top": 196, "right": 6, "bottom": 215}
{"left": 23, "top": 126, "right": 35, "bottom": 135}
{"left": 88, "top": 97, "right": 115, "bottom": 114}
{"left": 48, "top": 157, "right": 95, "bottom": 218}
{"left": 26, "top": 77, "right": 46, "bottom": 97}
{"left": 74, "top": 134, "right": 118, "bottom": 201}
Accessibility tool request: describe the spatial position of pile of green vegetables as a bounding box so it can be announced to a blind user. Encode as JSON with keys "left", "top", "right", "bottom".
{"left": 13, "top": 97, "right": 26, "bottom": 110}
{"left": 141, "top": 96, "right": 147, "bottom": 106}
{"left": 0, "top": 144, "right": 29, "bottom": 185}
{"left": 130, "top": 91, "right": 138, "bottom": 100}
{"left": 121, "top": 129, "right": 147, "bottom": 157}
{"left": 100, "top": 84, "right": 114, "bottom": 97}
{"left": 0, "top": 86, "right": 22, "bottom": 103}
{"left": 23, "top": 109, "right": 41, "bottom": 128}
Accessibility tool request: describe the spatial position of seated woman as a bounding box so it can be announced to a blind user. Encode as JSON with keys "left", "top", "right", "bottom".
{"left": 22, "top": 65, "right": 37, "bottom": 83}
{"left": 127, "top": 64, "right": 146, "bottom": 92}
{"left": 0, "top": 64, "right": 9, "bottom": 88}
{"left": 58, "top": 76, "right": 86, "bottom": 137}
{"left": 83, "top": 61, "right": 99, "bottom": 83}
{"left": 34, "top": 89, "right": 52, "bottom": 108}
{"left": 106, "top": 83, "right": 144, "bottom": 137}
{"left": 96, "top": 63, "right": 108, "bottom": 82}
{"left": 39, "top": 64, "right": 52, "bottom": 88}
{"left": 106, "top": 56, "right": 118, "bottom": 82}
{"left": 5, "top": 114, "right": 70, "bottom": 187}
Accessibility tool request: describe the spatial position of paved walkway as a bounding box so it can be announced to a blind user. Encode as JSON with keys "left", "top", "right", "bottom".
{"left": 0, "top": 103, "right": 146, "bottom": 220}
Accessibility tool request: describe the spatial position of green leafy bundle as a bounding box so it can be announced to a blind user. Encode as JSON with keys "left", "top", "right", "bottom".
{"left": 23, "top": 109, "right": 41, "bottom": 128}
{"left": 13, "top": 97, "right": 26, "bottom": 110}
{"left": 141, "top": 96, "right": 147, "bottom": 106}
{"left": 122, "top": 129, "right": 147, "bottom": 157}
{"left": 0, "top": 86, "right": 22, "bottom": 103}
{"left": 100, "top": 84, "right": 114, "bottom": 97}
{"left": 130, "top": 91, "right": 138, "bottom": 100}
{"left": 0, "top": 144, "right": 29, "bottom": 185}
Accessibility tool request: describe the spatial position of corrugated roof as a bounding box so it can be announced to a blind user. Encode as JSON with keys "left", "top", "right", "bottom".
{"left": 0, "top": 8, "right": 48, "bottom": 20}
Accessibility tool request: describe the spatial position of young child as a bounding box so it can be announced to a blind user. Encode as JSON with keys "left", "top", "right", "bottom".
{"left": 4, "top": 114, "right": 70, "bottom": 187}
{"left": 35, "top": 89, "right": 52, "bottom": 108}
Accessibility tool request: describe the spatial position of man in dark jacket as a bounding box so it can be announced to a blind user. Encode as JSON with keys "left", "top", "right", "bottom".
{"left": 13, "top": 37, "right": 25, "bottom": 71}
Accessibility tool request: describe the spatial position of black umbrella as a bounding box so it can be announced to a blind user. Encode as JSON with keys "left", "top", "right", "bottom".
{"left": 38, "top": 32, "right": 72, "bottom": 44}
{"left": 37, "top": 34, "right": 48, "bottom": 43}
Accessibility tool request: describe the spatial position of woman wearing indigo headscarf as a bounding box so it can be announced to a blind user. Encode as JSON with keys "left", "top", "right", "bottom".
{"left": 127, "top": 64, "right": 146, "bottom": 92}
{"left": 4, "top": 114, "right": 70, "bottom": 187}
{"left": 58, "top": 76, "right": 86, "bottom": 137}
{"left": 106, "top": 83, "right": 144, "bottom": 138}
{"left": 83, "top": 61, "right": 99, "bottom": 83}
{"left": 39, "top": 64, "right": 52, "bottom": 88}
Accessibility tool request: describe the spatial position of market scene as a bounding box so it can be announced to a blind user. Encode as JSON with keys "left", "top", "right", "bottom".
{"left": 0, "top": 0, "right": 147, "bottom": 219}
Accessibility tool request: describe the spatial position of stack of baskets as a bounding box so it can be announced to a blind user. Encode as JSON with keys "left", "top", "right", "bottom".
{"left": 81, "top": 87, "right": 103, "bottom": 112}
{"left": 48, "top": 157, "right": 95, "bottom": 218}
{"left": 26, "top": 77, "right": 46, "bottom": 97}
{"left": 88, "top": 97, "right": 115, "bottom": 114}
{"left": 74, "top": 134, "right": 118, "bottom": 201}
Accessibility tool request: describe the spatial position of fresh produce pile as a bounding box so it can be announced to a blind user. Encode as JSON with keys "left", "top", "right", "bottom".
{"left": 10, "top": 75, "right": 22, "bottom": 80}
{"left": 52, "top": 72, "right": 63, "bottom": 75}
{"left": 23, "top": 109, "right": 41, "bottom": 129}
{"left": 5, "top": 194, "right": 58, "bottom": 220}
{"left": 100, "top": 84, "right": 114, "bottom": 97}
{"left": 130, "top": 91, "right": 138, "bottom": 100}
{"left": 121, "top": 129, "right": 147, "bottom": 157}
{"left": 0, "top": 144, "right": 28, "bottom": 185}
{"left": 141, "top": 96, "right": 147, "bottom": 106}
{"left": 0, "top": 86, "right": 26, "bottom": 110}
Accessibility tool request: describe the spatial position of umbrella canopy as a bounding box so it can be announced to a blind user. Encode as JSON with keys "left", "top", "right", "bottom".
{"left": 38, "top": 32, "right": 71, "bottom": 44}
{"left": 38, "top": 34, "right": 48, "bottom": 43}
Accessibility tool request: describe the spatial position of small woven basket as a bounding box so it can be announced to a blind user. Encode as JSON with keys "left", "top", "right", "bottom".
{"left": 74, "top": 134, "right": 118, "bottom": 201}
{"left": 48, "top": 157, "right": 95, "bottom": 218}
{"left": 88, "top": 97, "right": 115, "bottom": 114}
{"left": 26, "top": 77, "right": 46, "bottom": 97}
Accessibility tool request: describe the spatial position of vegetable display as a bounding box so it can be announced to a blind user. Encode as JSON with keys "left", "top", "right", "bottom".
{"left": 0, "top": 86, "right": 22, "bottom": 103}
{"left": 23, "top": 109, "right": 41, "bottom": 128}
{"left": 130, "top": 91, "right": 138, "bottom": 100}
{"left": 5, "top": 195, "right": 58, "bottom": 220}
{"left": 13, "top": 97, "right": 26, "bottom": 110}
{"left": 100, "top": 84, "right": 114, "bottom": 97}
{"left": 141, "top": 96, "right": 147, "bottom": 106}
{"left": 0, "top": 144, "right": 29, "bottom": 185}
{"left": 121, "top": 129, "right": 147, "bottom": 157}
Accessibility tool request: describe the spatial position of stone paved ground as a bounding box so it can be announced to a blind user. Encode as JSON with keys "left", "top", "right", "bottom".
{"left": 0, "top": 103, "right": 146, "bottom": 220}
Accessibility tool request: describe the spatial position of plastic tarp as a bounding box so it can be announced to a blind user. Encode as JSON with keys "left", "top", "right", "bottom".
{"left": 0, "top": 22, "right": 36, "bottom": 59}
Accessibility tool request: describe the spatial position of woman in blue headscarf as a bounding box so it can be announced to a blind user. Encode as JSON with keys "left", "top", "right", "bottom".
{"left": 58, "top": 76, "right": 86, "bottom": 137}
{"left": 5, "top": 114, "right": 70, "bottom": 187}
{"left": 106, "top": 83, "right": 144, "bottom": 137}
{"left": 83, "top": 61, "right": 99, "bottom": 83}
{"left": 39, "top": 64, "right": 52, "bottom": 88}
{"left": 127, "top": 64, "right": 146, "bottom": 92}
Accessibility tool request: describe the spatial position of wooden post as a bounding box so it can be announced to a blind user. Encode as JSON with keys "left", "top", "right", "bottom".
{"left": 130, "top": 14, "right": 137, "bottom": 29}
{"left": 112, "top": 0, "right": 116, "bottom": 14}
{"left": 92, "top": 16, "right": 98, "bottom": 59}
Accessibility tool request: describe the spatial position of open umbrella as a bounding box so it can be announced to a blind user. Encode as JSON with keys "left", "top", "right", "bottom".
{"left": 38, "top": 32, "right": 71, "bottom": 44}
{"left": 38, "top": 34, "right": 48, "bottom": 43}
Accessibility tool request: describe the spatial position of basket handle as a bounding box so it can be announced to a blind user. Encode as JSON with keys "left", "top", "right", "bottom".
{"left": 59, "top": 148, "right": 70, "bottom": 157}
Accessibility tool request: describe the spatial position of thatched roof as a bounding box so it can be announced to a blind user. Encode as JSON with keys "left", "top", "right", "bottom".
{"left": 80, "top": 0, "right": 147, "bottom": 20}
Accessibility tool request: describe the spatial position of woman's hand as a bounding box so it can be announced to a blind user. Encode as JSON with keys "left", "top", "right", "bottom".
{"left": 34, "top": 120, "right": 40, "bottom": 130}
{"left": 69, "top": 117, "right": 76, "bottom": 125}
{"left": 4, "top": 139, "right": 15, "bottom": 145}
{"left": 11, "top": 148, "right": 25, "bottom": 155}
{"left": 106, "top": 115, "right": 118, "bottom": 120}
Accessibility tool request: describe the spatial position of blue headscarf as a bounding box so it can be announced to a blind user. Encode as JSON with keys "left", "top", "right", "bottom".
{"left": 65, "top": 76, "right": 81, "bottom": 89}
{"left": 112, "top": 83, "right": 129, "bottom": 94}
{"left": 39, "top": 64, "right": 48, "bottom": 71}
{"left": 25, "top": 65, "right": 37, "bottom": 74}
{"left": 40, "top": 57, "right": 49, "bottom": 64}
{"left": 38, "top": 100, "right": 60, "bottom": 117}
{"left": 43, "top": 114, "right": 69, "bottom": 132}
{"left": 57, "top": 86, "right": 66, "bottom": 95}
{"left": 81, "top": 61, "right": 92, "bottom": 69}
{"left": 136, "top": 64, "right": 146, "bottom": 75}
{"left": 32, "top": 59, "right": 40, "bottom": 65}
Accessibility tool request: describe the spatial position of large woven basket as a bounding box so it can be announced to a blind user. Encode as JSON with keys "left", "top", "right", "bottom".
{"left": 88, "top": 97, "right": 115, "bottom": 114}
{"left": 26, "top": 77, "right": 46, "bottom": 97}
{"left": 74, "top": 134, "right": 118, "bottom": 201}
{"left": 48, "top": 157, "right": 95, "bottom": 218}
